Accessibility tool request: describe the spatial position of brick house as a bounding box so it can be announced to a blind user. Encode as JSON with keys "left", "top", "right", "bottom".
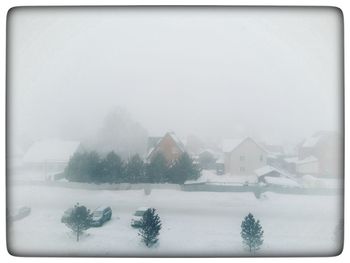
{"left": 146, "top": 132, "right": 186, "bottom": 164}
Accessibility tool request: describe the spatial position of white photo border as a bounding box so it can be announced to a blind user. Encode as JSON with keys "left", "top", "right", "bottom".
{"left": 0, "top": 1, "right": 347, "bottom": 262}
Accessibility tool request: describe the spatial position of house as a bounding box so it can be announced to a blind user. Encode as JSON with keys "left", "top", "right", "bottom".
{"left": 146, "top": 132, "right": 186, "bottom": 164}
{"left": 295, "top": 155, "right": 320, "bottom": 175}
{"left": 282, "top": 155, "right": 320, "bottom": 176}
{"left": 261, "top": 143, "right": 286, "bottom": 169}
{"left": 22, "top": 139, "right": 82, "bottom": 179}
{"left": 223, "top": 137, "right": 267, "bottom": 175}
{"left": 298, "top": 131, "right": 342, "bottom": 177}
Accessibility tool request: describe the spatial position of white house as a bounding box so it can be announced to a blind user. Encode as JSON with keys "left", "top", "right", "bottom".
{"left": 223, "top": 137, "right": 267, "bottom": 175}
{"left": 283, "top": 155, "right": 319, "bottom": 176}
{"left": 22, "top": 139, "right": 82, "bottom": 179}
{"left": 298, "top": 131, "right": 341, "bottom": 177}
{"left": 295, "top": 155, "right": 319, "bottom": 175}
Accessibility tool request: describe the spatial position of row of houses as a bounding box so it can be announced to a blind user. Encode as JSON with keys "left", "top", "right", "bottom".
{"left": 222, "top": 132, "right": 341, "bottom": 179}
{"left": 11, "top": 130, "right": 341, "bottom": 181}
{"left": 144, "top": 131, "right": 341, "bottom": 181}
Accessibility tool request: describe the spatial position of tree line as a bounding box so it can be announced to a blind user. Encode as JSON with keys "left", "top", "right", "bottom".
{"left": 64, "top": 151, "right": 201, "bottom": 184}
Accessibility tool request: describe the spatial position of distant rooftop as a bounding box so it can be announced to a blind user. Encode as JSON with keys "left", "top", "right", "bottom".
{"left": 23, "top": 139, "right": 80, "bottom": 163}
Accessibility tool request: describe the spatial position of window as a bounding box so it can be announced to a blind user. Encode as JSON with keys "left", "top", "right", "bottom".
{"left": 240, "top": 167, "right": 245, "bottom": 172}
{"left": 240, "top": 156, "right": 245, "bottom": 161}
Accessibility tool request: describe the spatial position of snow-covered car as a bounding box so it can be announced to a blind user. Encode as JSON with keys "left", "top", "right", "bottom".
{"left": 131, "top": 207, "right": 150, "bottom": 228}
{"left": 90, "top": 206, "right": 112, "bottom": 227}
{"left": 61, "top": 207, "right": 74, "bottom": 224}
{"left": 8, "top": 206, "right": 31, "bottom": 222}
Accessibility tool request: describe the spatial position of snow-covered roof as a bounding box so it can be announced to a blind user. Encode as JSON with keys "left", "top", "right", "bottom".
{"left": 198, "top": 148, "right": 221, "bottom": 159}
{"left": 215, "top": 156, "right": 224, "bottom": 164}
{"left": 264, "top": 176, "right": 299, "bottom": 188}
{"left": 254, "top": 165, "right": 282, "bottom": 177}
{"left": 297, "top": 155, "right": 318, "bottom": 164}
{"left": 284, "top": 156, "right": 318, "bottom": 164}
{"left": 168, "top": 132, "right": 185, "bottom": 152}
{"left": 222, "top": 138, "right": 248, "bottom": 153}
{"left": 302, "top": 135, "right": 322, "bottom": 148}
{"left": 147, "top": 147, "right": 155, "bottom": 157}
{"left": 284, "top": 156, "right": 299, "bottom": 163}
{"left": 23, "top": 140, "right": 80, "bottom": 163}
{"left": 261, "top": 143, "right": 285, "bottom": 155}
{"left": 146, "top": 132, "right": 185, "bottom": 159}
{"left": 222, "top": 137, "right": 266, "bottom": 154}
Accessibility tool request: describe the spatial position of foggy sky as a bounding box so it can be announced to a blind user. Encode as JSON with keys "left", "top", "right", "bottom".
{"left": 8, "top": 7, "right": 343, "bottom": 147}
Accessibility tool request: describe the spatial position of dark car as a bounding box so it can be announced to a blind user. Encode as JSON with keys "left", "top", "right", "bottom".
{"left": 90, "top": 206, "right": 112, "bottom": 227}
{"left": 8, "top": 206, "right": 31, "bottom": 223}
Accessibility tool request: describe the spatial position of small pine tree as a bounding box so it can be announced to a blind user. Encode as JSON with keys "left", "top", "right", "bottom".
{"left": 138, "top": 208, "right": 162, "bottom": 247}
{"left": 240, "top": 213, "right": 264, "bottom": 253}
{"left": 63, "top": 203, "right": 92, "bottom": 242}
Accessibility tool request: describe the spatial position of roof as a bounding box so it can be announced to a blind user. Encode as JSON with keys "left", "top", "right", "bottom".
{"left": 254, "top": 165, "right": 283, "bottom": 177}
{"left": 198, "top": 148, "right": 220, "bottom": 159}
{"left": 222, "top": 137, "right": 248, "bottom": 153}
{"left": 147, "top": 137, "right": 162, "bottom": 151}
{"left": 262, "top": 144, "right": 285, "bottom": 155}
{"left": 222, "top": 137, "right": 266, "bottom": 154}
{"left": 146, "top": 132, "right": 186, "bottom": 160}
{"left": 215, "top": 156, "right": 225, "bottom": 164}
{"left": 168, "top": 132, "right": 185, "bottom": 152}
{"left": 302, "top": 135, "right": 322, "bottom": 148}
{"left": 23, "top": 140, "right": 80, "bottom": 163}
{"left": 284, "top": 156, "right": 299, "bottom": 163}
{"left": 297, "top": 155, "right": 318, "bottom": 164}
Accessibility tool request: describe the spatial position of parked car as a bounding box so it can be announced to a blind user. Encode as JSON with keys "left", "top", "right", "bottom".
{"left": 8, "top": 206, "right": 31, "bottom": 222}
{"left": 90, "top": 206, "right": 112, "bottom": 227}
{"left": 131, "top": 207, "right": 150, "bottom": 228}
{"left": 61, "top": 207, "right": 74, "bottom": 224}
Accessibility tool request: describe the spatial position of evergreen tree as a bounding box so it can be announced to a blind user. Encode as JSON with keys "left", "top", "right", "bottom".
{"left": 125, "top": 154, "right": 145, "bottom": 183}
{"left": 138, "top": 208, "right": 162, "bottom": 247}
{"left": 167, "top": 153, "right": 201, "bottom": 184}
{"left": 64, "top": 151, "right": 102, "bottom": 183}
{"left": 100, "top": 151, "right": 125, "bottom": 183}
{"left": 85, "top": 151, "right": 102, "bottom": 183}
{"left": 240, "top": 213, "right": 264, "bottom": 253}
{"left": 63, "top": 203, "right": 92, "bottom": 242}
{"left": 146, "top": 153, "right": 168, "bottom": 183}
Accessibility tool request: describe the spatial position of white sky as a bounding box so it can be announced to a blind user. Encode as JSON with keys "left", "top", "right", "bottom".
{"left": 7, "top": 7, "right": 343, "bottom": 146}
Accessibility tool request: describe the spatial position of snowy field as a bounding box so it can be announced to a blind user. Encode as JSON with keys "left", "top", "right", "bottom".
{"left": 7, "top": 184, "right": 342, "bottom": 257}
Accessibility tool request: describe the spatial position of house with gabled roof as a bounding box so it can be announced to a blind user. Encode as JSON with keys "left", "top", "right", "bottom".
{"left": 146, "top": 132, "right": 186, "bottom": 165}
{"left": 298, "top": 131, "right": 341, "bottom": 177}
{"left": 22, "top": 139, "right": 82, "bottom": 179}
{"left": 223, "top": 137, "right": 267, "bottom": 175}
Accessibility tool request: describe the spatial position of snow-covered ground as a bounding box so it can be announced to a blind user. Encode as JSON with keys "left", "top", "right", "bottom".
{"left": 188, "top": 170, "right": 258, "bottom": 185}
{"left": 7, "top": 183, "right": 342, "bottom": 256}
